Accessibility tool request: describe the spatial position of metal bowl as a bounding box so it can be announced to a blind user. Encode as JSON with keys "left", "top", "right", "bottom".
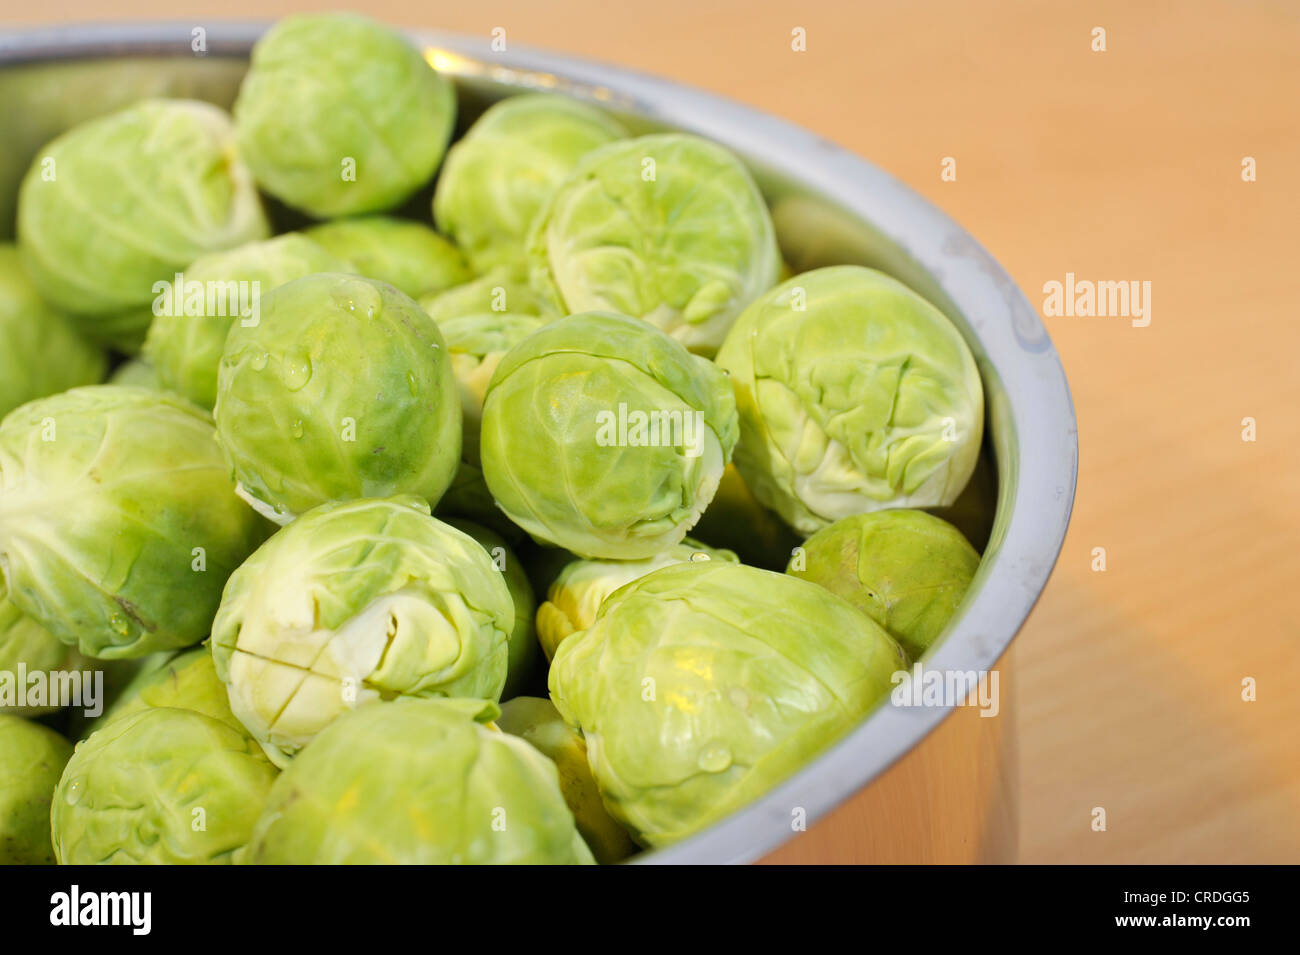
{"left": 0, "top": 21, "right": 1077, "bottom": 864}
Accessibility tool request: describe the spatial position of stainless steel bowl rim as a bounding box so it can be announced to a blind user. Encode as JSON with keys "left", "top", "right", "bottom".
{"left": 0, "top": 21, "right": 1078, "bottom": 865}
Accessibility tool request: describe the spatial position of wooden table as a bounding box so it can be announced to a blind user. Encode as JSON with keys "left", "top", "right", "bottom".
{"left": 13, "top": 0, "right": 1299, "bottom": 863}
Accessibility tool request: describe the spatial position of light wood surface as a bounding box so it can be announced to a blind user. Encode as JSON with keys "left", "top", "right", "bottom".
{"left": 6, "top": 0, "right": 1298, "bottom": 863}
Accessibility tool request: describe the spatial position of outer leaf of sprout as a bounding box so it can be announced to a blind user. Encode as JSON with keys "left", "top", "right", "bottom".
{"left": 434, "top": 94, "right": 627, "bottom": 275}
{"left": 234, "top": 14, "right": 456, "bottom": 217}
{"left": 525, "top": 132, "right": 779, "bottom": 356}
{"left": 303, "top": 216, "right": 471, "bottom": 300}
{"left": 788, "top": 509, "right": 980, "bottom": 660}
{"left": 549, "top": 560, "right": 906, "bottom": 846}
{"left": 243, "top": 697, "right": 595, "bottom": 864}
{"left": 442, "top": 518, "right": 539, "bottom": 701}
{"left": 0, "top": 244, "right": 105, "bottom": 418}
{"left": 50, "top": 708, "right": 276, "bottom": 864}
{"left": 479, "top": 311, "right": 738, "bottom": 559}
{"left": 0, "top": 716, "right": 72, "bottom": 864}
{"left": 17, "top": 100, "right": 269, "bottom": 352}
{"left": 210, "top": 497, "right": 513, "bottom": 766}
{"left": 534, "top": 537, "right": 736, "bottom": 661}
{"left": 0, "top": 385, "right": 267, "bottom": 659}
{"left": 214, "top": 272, "right": 462, "bottom": 524}
{"left": 716, "top": 265, "right": 984, "bottom": 534}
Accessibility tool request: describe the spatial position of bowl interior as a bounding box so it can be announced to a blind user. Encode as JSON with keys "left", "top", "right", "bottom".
{"left": 0, "top": 41, "right": 1006, "bottom": 547}
{"left": 0, "top": 24, "right": 1076, "bottom": 864}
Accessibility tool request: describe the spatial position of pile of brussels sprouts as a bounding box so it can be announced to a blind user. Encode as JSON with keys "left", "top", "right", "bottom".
{"left": 0, "top": 13, "right": 990, "bottom": 865}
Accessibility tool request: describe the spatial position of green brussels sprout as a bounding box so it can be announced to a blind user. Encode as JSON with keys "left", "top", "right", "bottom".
{"left": 690, "top": 463, "right": 803, "bottom": 571}
{"left": 0, "top": 586, "right": 93, "bottom": 717}
{"left": 535, "top": 538, "right": 737, "bottom": 662}
{"left": 0, "top": 386, "right": 267, "bottom": 659}
{"left": 51, "top": 707, "right": 277, "bottom": 864}
{"left": 497, "top": 696, "right": 637, "bottom": 864}
{"left": 434, "top": 94, "right": 627, "bottom": 275}
{"left": 716, "top": 265, "right": 985, "bottom": 535}
{"left": 243, "top": 697, "right": 595, "bottom": 864}
{"left": 480, "top": 311, "right": 738, "bottom": 559}
{"left": 0, "top": 244, "right": 105, "bottom": 418}
{"left": 526, "top": 133, "right": 779, "bottom": 355}
{"left": 210, "top": 496, "right": 513, "bottom": 767}
{"left": 443, "top": 519, "right": 538, "bottom": 700}
{"left": 434, "top": 311, "right": 545, "bottom": 532}
{"left": 303, "top": 216, "right": 471, "bottom": 300}
{"left": 16, "top": 99, "right": 269, "bottom": 352}
{"left": 549, "top": 560, "right": 906, "bottom": 846}
{"left": 215, "top": 273, "right": 462, "bottom": 524}
{"left": 144, "top": 234, "right": 352, "bottom": 409}
{"left": 420, "top": 268, "right": 540, "bottom": 322}
{"left": 788, "top": 509, "right": 979, "bottom": 660}
{"left": 0, "top": 715, "right": 72, "bottom": 864}
{"left": 90, "top": 646, "right": 244, "bottom": 735}
{"left": 106, "top": 359, "right": 161, "bottom": 390}
{"left": 234, "top": 14, "right": 456, "bottom": 217}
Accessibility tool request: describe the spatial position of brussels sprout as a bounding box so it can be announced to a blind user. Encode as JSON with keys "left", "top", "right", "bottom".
{"left": 526, "top": 133, "right": 779, "bottom": 355}
{"left": 420, "top": 268, "right": 540, "bottom": 322}
{"left": 303, "top": 216, "right": 471, "bottom": 300}
{"left": 788, "top": 509, "right": 979, "bottom": 660}
{"left": 690, "top": 463, "right": 803, "bottom": 571}
{"left": 443, "top": 519, "right": 538, "bottom": 700}
{"left": 0, "top": 587, "right": 93, "bottom": 717}
{"left": 211, "top": 496, "right": 513, "bottom": 767}
{"left": 90, "top": 646, "right": 244, "bottom": 735}
{"left": 549, "top": 561, "right": 906, "bottom": 846}
{"left": 535, "top": 538, "right": 737, "bottom": 662}
{"left": 716, "top": 265, "right": 985, "bottom": 534}
{"left": 0, "top": 244, "right": 105, "bottom": 418}
{"left": 215, "top": 273, "right": 461, "bottom": 524}
{"left": 234, "top": 14, "right": 456, "bottom": 217}
{"left": 106, "top": 359, "right": 161, "bottom": 390}
{"left": 497, "top": 696, "right": 637, "bottom": 864}
{"left": 434, "top": 312, "right": 545, "bottom": 532}
{"left": 16, "top": 99, "right": 269, "bottom": 352}
{"left": 480, "top": 311, "right": 738, "bottom": 559}
{"left": 51, "top": 708, "right": 277, "bottom": 864}
{"left": 434, "top": 94, "right": 627, "bottom": 275}
{"left": 144, "top": 234, "right": 352, "bottom": 409}
{"left": 0, "top": 386, "right": 267, "bottom": 659}
{"left": 243, "top": 697, "right": 595, "bottom": 864}
{"left": 0, "top": 716, "right": 72, "bottom": 864}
